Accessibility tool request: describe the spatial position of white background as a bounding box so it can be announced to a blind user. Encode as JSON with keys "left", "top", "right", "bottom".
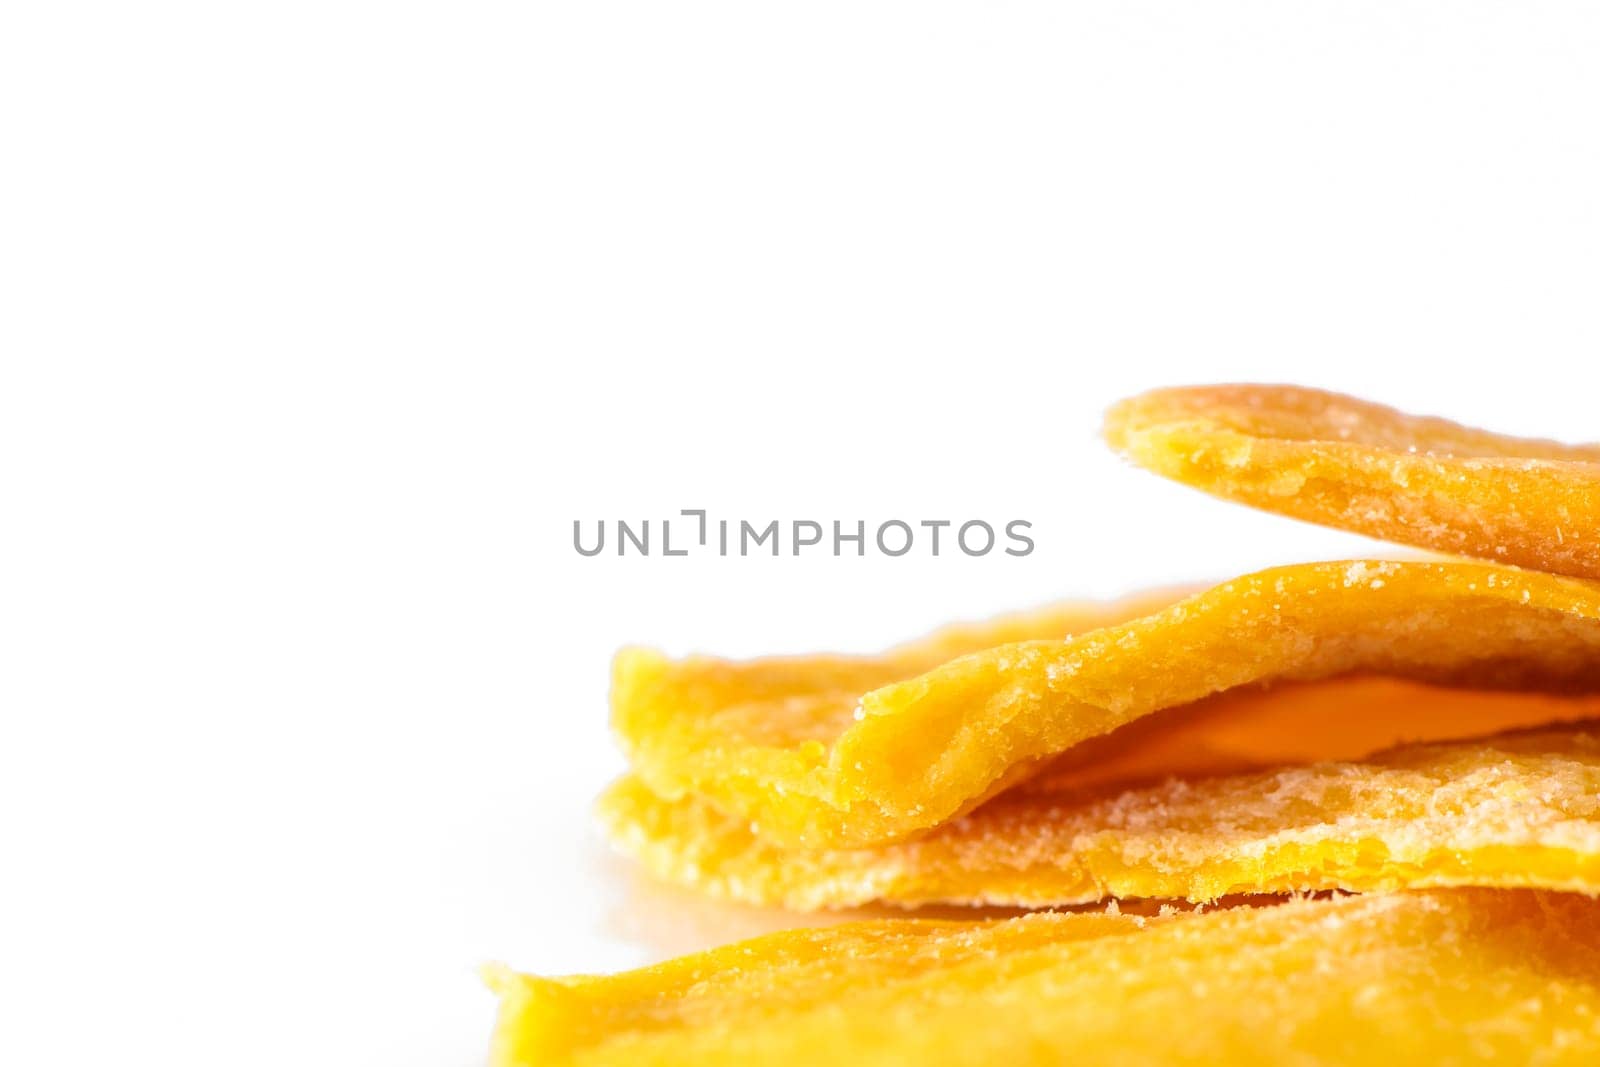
{"left": 4, "top": 2, "right": 1600, "bottom": 1064}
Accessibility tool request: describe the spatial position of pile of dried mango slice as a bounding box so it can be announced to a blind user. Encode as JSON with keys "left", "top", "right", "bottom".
{"left": 490, "top": 385, "right": 1600, "bottom": 1065}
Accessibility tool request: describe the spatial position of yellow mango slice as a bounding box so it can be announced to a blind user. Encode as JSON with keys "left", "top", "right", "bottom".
{"left": 602, "top": 718, "right": 1600, "bottom": 909}
{"left": 486, "top": 889, "right": 1600, "bottom": 1066}
{"left": 1104, "top": 383, "right": 1600, "bottom": 577}
{"left": 614, "top": 560, "right": 1600, "bottom": 848}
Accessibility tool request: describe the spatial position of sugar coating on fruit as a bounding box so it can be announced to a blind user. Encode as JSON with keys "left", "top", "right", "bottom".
{"left": 613, "top": 561, "right": 1600, "bottom": 849}
{"left": 603, "top": 716, "right": 1600, "bottom": 909}
{"left": 1105, "top": 384, "right": 1600, "bottom": 578}
{"left": 487, "top": 890, "right": 1600, "bottom": 1067}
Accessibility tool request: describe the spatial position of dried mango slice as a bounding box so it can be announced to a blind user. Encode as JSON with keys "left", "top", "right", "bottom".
{"left": 610, "top": 585, "right": 1198, "bottom": 844}
{"left": 602, "top": 720, "right": 1600, "bottom": 909}
{"left": 614, "top": 560, "right": 1600, "bottom": 848}
{"left": 485, "top": 890, "right": 1600, "bottom": 1066}
{"left": 1104, "top": 384, "right": 1600, "bottom": 577}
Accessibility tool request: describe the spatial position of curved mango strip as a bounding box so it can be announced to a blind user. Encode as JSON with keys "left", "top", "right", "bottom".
{"left": 610, "top": 586, "right": 1197, "bottom": 844}
{"left": 486, "top": 890, "right": 1600, "bottom": 1067}
{"left": 602, "top": 721, "right": 1600, "bottom": 909}
{"left": 1104, "top": 384, "right": 1600, "bottom": 577}
{"left": 614, "top": 561, "right": 1600, "bottom": 848}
